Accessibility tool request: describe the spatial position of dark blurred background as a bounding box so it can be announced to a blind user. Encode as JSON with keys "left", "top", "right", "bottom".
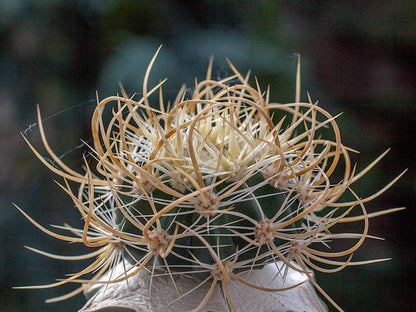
{"left": 1, "top": 1, "right": 414, "bottom": 311}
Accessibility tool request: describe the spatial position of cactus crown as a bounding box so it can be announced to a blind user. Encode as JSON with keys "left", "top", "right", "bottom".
{"left": 17, "top": 47, "right": 404, "bottom": 311}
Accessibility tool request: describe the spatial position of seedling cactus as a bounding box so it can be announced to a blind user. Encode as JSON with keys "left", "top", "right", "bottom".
{"left": 16, "top": 47, "right": 405, "bottom": 311}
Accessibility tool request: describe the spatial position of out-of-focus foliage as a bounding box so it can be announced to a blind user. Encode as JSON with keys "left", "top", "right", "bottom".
{"left": 0, "top": 1, "right": 414, "bottom": 311}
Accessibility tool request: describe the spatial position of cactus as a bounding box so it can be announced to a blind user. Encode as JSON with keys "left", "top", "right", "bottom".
{"left": 16, "top": 47, "right": 405, "bottom": 311}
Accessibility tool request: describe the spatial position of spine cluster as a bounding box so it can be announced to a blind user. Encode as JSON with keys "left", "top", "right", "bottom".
{"left": 18, "top": 48, "right": 404, "bottom": 311}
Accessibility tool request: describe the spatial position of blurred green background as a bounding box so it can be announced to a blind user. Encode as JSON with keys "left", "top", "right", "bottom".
{"left": 1, "top": 1, "right": 414, "bottom": 311}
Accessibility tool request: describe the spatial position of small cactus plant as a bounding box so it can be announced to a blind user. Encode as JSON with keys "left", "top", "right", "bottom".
{"left": 16, "top": 47, "right": 405, "bottom": 312}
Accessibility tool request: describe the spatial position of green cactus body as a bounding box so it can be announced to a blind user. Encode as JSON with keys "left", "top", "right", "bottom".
{"left": 119, "top": 175, "right": 297, "bottom": 275}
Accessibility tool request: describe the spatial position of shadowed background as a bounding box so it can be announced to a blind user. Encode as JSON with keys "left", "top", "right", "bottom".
{"left": 1, "top": 1, "right": 414, "bottom": 311}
